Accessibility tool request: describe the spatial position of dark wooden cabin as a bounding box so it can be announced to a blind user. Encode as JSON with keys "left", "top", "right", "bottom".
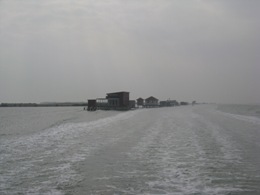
{"left": 145, "top": 96, "right": 159, "bottom": 108}
{"left": 87, "top": 99, "right": 97, "bottom": 111}
{"left": 136, "top": 98, "right": 144, "bottom": 107}
{"left": 106, "top": 91, "right": 130, "bottom": 110}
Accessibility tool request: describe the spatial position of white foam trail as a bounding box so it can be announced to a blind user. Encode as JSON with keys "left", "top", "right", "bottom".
{"left": 125, "top": 108, "right": 244, "bottom": 194}
{"left": 0, "top": 109, "right": 142, "bottom": 195}
{"left": 192, "top": 112, "right": 242, "bottom": 161}
{"left": 217, "top": 110, "right": 260, "bottom": 125}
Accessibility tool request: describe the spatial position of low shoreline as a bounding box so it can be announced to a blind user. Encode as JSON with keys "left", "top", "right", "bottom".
{"left": 0, "top": 103, "right": 88, "bottom": 107}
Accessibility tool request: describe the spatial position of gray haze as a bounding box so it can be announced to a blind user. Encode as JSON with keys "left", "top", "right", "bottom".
{"left": 0, "top": 0, "right": 259, "bottom": 104}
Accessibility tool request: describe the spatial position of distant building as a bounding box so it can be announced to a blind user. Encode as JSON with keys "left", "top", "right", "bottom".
{"left": 136, "top": 98, "right": 144, "bottom": 107}
{"left": 159, "top": 101, "right": 169, "bottom": 107}
{"left": 87, "top": 91, "right": 130, "bottom": 111}
{"left": 96, "top": 98, "right": 108, "bottom": 109}
{"left": 87, "top": 99, "right": 97, "bottom": 111}
{"left": 129, "top": 100, "right": 136, "bottom": 109}
{"left": 145, "top": 96, "right": 159, "bottom": 107}
{"left": 106, "top": 91, "right": 130, "bottom": 110}
{"left": 168, "top": 100, "right": 179, "bottom": 106}
{"left": 159, "top": 100, "right": 179, "bottom": 107}
{"left": 180, "top": 101, "right": 189, "bottom": 106}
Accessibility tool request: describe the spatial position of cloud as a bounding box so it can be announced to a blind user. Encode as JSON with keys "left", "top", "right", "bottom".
{"left": 0, "top": 0, "right": 259, "bottom": 103}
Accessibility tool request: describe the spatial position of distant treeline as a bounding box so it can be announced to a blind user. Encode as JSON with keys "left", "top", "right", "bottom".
{"left": 0, "top": 102, "right": 88, "bottom": 107}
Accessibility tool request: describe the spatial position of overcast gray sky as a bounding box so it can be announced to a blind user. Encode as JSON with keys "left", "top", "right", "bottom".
{"left": 0, "top": 0, "right": 259, "bottom": 104}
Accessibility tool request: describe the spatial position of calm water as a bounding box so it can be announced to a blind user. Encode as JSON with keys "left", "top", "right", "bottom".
{"left": 0, "top": 105, "right": 259, "bottom": 194}
{"left": 217, "top": 104, "right": 260, "bottom": 118}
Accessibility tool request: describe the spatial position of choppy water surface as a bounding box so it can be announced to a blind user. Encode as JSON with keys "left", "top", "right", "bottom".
{"left": 0, "top": 105, "right": 259, "bottom": 194}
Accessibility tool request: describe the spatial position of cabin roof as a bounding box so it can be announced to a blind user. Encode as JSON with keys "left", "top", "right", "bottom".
{"left": 106, "top": 91, "right": 129, "bottom": 95}
{"left": 145, "top": 96, "right": 158, "bottom": 101}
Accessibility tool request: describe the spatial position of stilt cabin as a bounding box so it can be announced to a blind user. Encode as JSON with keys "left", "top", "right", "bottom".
{"left": 145, "top": 96, "right": 159, "bottom": 108}
{"left": 87, "top": 91, "right": 130, "bottom": 111}
{"left": 137, "top": 98, "right": 144, "bottom": 107}
{"left": 106, "top": 91, "right": 130, "bottom": 110}
{"left": 87, "top": 99, "right": 97, "bottom": 111}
